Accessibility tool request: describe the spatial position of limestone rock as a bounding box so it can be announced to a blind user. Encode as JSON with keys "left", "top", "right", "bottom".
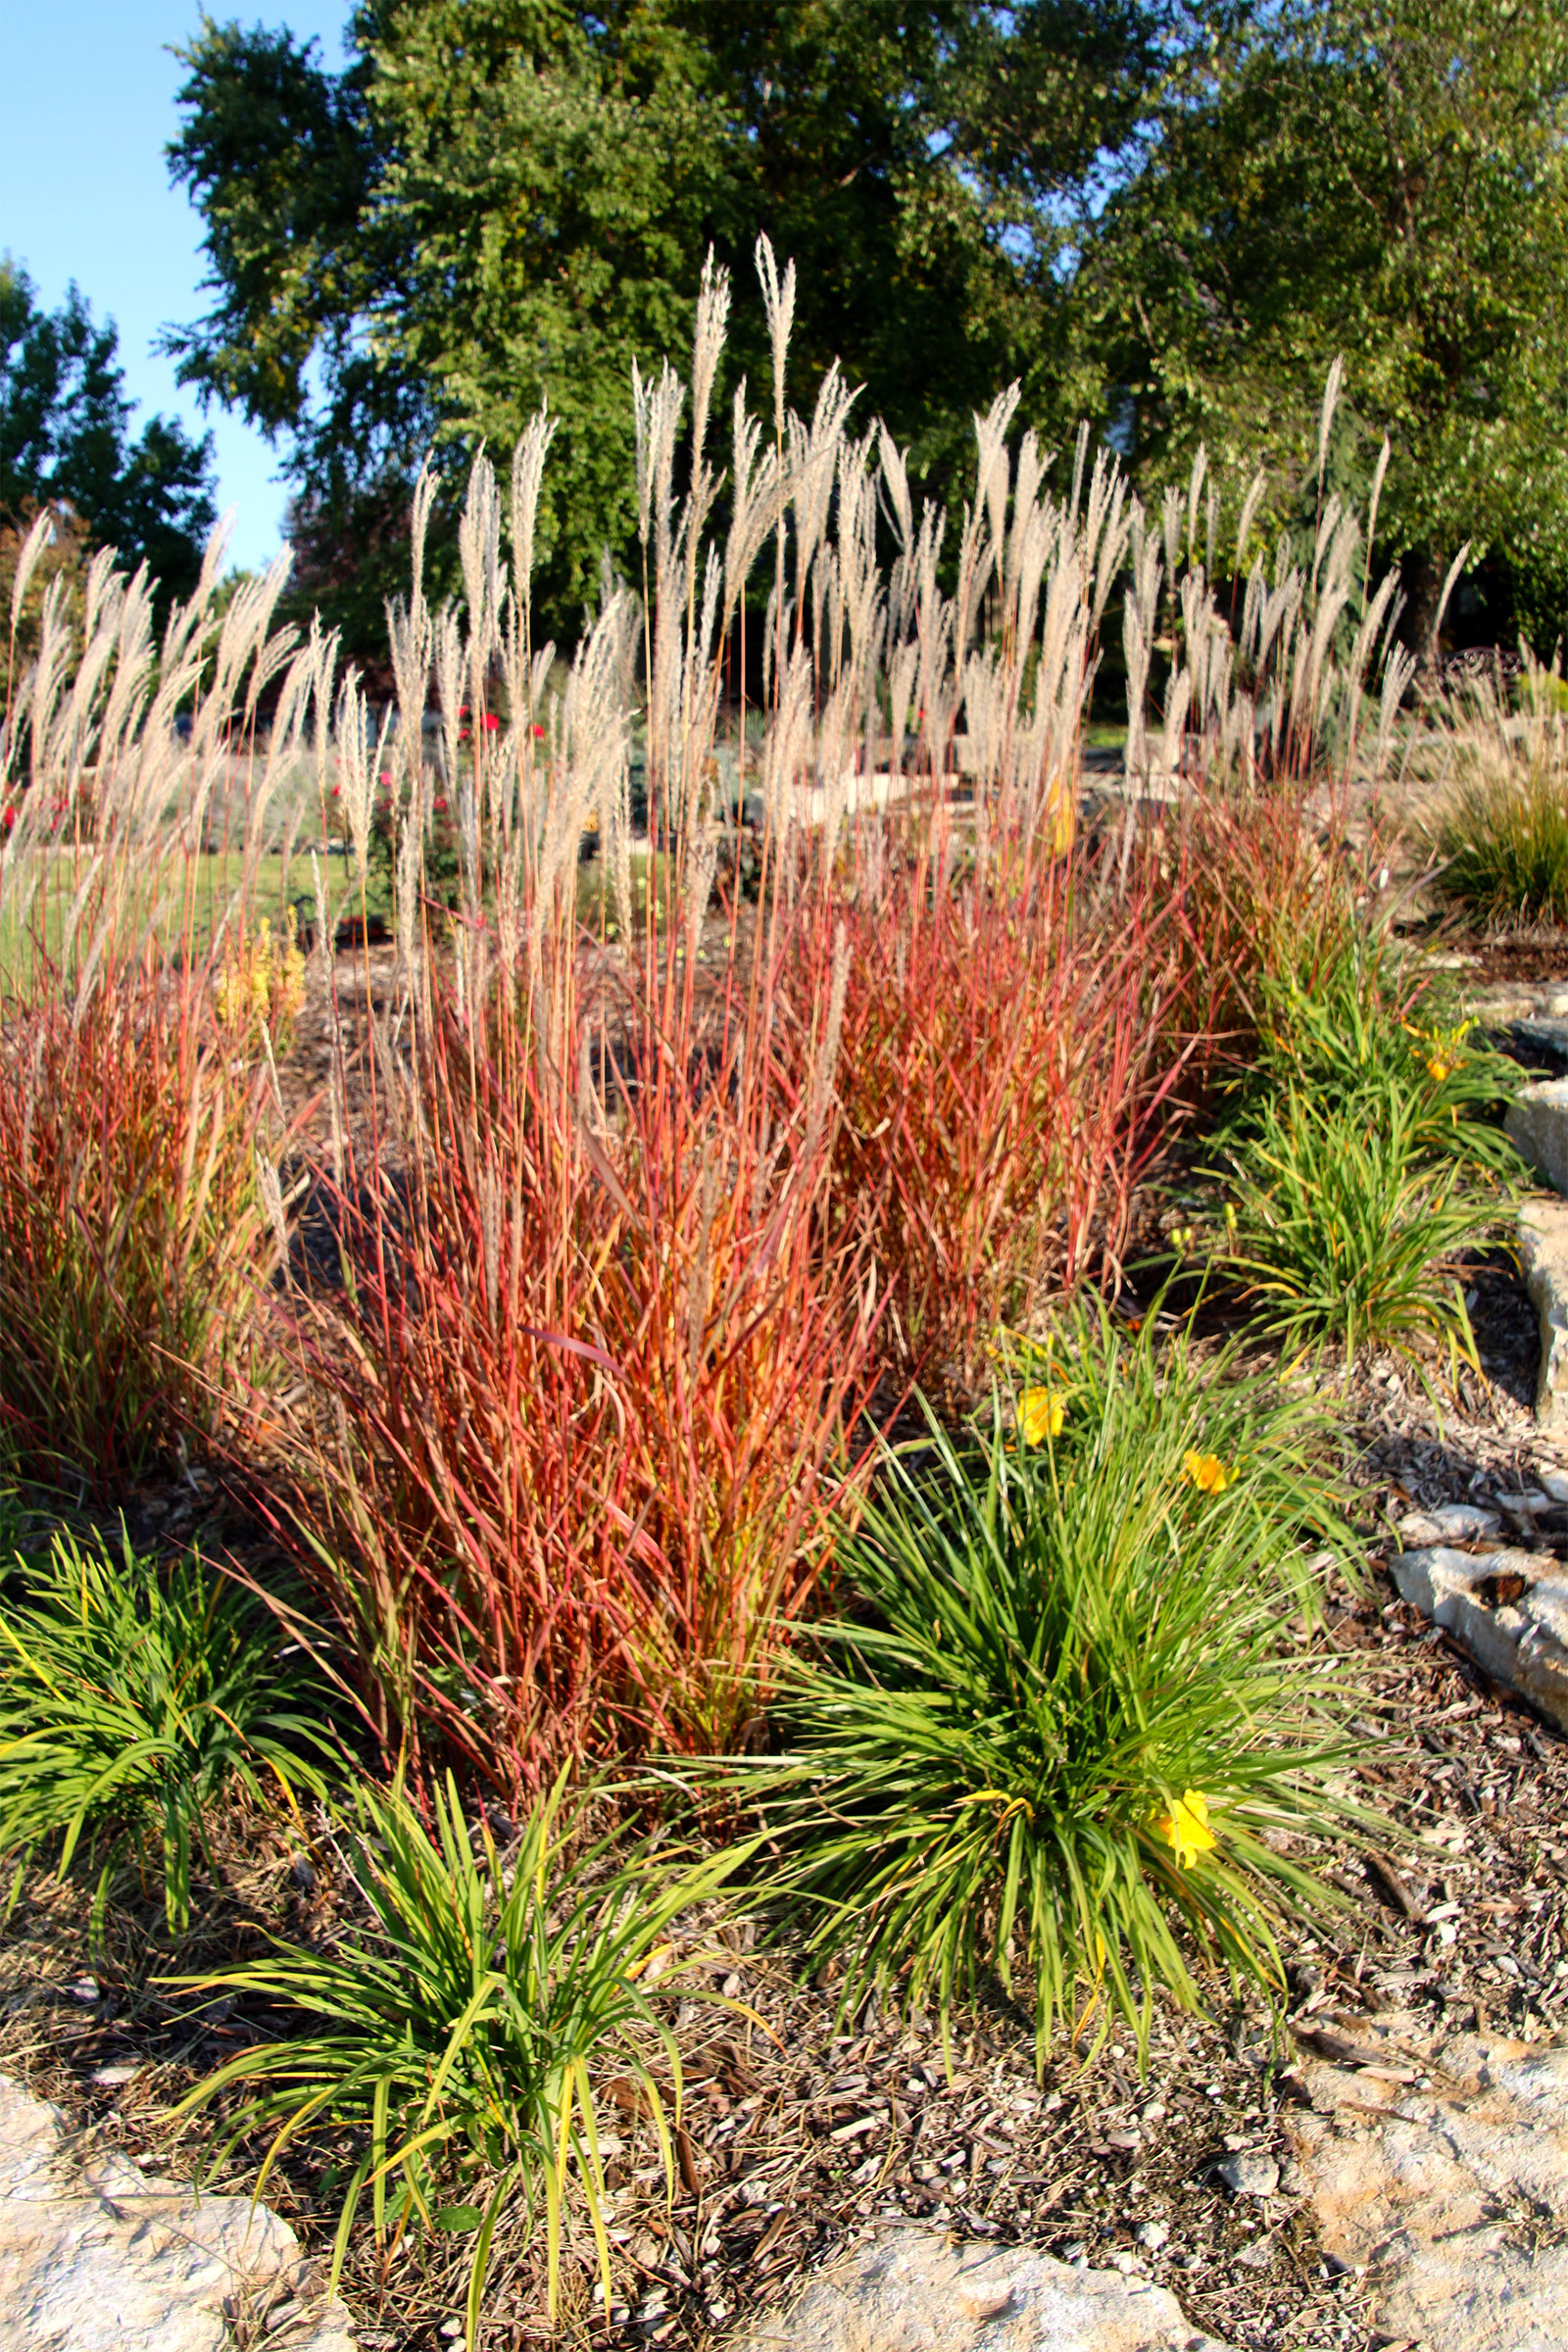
{"left": 1285, "top": 2024, "right": 1568, "bottom": 2352}
{"left": 1396, "top": 1502, "right": 1502, "bottom": 1545}
{"left": 1392, "top": 1544, "right": 1568, "bottom": 1730}
{"left": 1507, "top": 1082, "right": 1568, "bottom": 1195}
{"left": 735, "top": 2226, "right": 1235, "bottom": 2352}
{"left": 1519, "top": 1198, "right": 1568, "bottom": 1438}
{"left": 1215, "top": 2151, "right": 1278, "bottom": 2199}
{"left": 1502, "top": 1021, "right": 1568, "bottom": 1079}
{"left": 0, "top": 2075, "right": 356, "bottom": 2352}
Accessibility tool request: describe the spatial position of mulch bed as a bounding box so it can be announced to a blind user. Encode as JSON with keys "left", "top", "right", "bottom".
{"left": 1399, "top": 928, "right": 1568, "bottom": 990}
{"left": 4, "top": 1259, "right": 1567, "bottom": 2352}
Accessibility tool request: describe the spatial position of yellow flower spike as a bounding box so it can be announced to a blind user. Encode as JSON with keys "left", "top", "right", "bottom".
{"left": 1181, "top": 1447, "right": 1233, "bottom": 1495}
{"left": 1426, "top": 1056, "right": 1451, "bottom": 1083}
{"left": 1019, "top": 1386, "right": 1066, "bottom": 1446}
{"left": 1153, "top": 1788, "right": 1218, "bottom": 1870}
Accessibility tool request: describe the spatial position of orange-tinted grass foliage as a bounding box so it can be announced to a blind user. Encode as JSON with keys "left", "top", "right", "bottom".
{"left": 262, "top": 907, "right": 882, "bottom": 1797}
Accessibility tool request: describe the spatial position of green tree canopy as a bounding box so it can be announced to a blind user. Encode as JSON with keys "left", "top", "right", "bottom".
{"left": 1, "top": 258, "right": 219, "bottom": 613}
{"left": 165, "top": 1, "right": 1163, "bottom": 655}
{"left": 165, "top": 0, "right": 1568, "bottom": 661}
{"left": 1073, "top": 0, "right": 1568, "bottom": 653}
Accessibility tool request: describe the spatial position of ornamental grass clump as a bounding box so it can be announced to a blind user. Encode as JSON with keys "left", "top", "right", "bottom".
{"left": 277, "top": 901, "right": 878, "bottom": 1798}
{"left": 0, "top": 1525, "right": 330, "bottom": 1932}
{"left": 266, "top": 295, "right": 882, "bottom": 1798}
{"left": 1222, "top": 1090, "right": 1499, "bottom": 1370}
{"left": 1243, "top": 927, "right": 1521, "bottom": 1178}
{"left": 1433, "top": 663, "right": 1568, "bottom": 928}
{"left": 176, "top": 1774, "right": 753, "bottom": 2346}
{"left": 1217, "top": 924, "right": 1520, "bottom": 1365}
{"left": 0, "top": 525, "right": 332, "bottom": 1494}
{"left": 0, "top": 961, "right": 281, "bottom": 1493}
{"left": 715, "top": 1312, "right": 1363, "bottom": 2073}
{"left": 808, "top": 843, "right": 1186, "bottom": 1394}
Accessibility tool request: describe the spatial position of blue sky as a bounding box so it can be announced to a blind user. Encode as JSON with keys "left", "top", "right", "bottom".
{"left": 1, "top": 0, "right": 351, "bottom": 570}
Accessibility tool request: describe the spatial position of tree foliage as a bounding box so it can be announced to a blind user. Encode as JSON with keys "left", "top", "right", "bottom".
{"left": 1072, "top": 0, "right": 1568, "bottom": 652}
{"left": 166, "top": 2, "right": 1158, "bottom": 652}
{"left": 164, "top": 1, "right": 1568, "bottom": 659}
{"left": 0, "top": 258, "right": 219, "bottom": 614}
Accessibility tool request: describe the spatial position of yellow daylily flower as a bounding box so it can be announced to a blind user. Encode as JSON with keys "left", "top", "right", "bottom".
{"left": 1182, "top": 1447, "right": 1233, "bottom": 1495}
{"left": 1019, "top": 1386, "right": 1066, "bottom": 1445}
{"left": 1406, "top": 1016, "right": 1468, "bottom": 1087}
{"left": 1153, "top": 1788, "right": 1218, "bottom": 1870}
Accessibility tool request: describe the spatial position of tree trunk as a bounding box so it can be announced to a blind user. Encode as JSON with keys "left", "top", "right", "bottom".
{"left": 1401, "top": 543, "right": 1445, "bottom": 675}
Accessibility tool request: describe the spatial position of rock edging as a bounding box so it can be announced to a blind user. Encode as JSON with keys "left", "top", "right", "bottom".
{"left": 1391, "top": 1544, "right": 1568, "bottom": 1731}
{"left": 0, "top": 2073, "right": 356, "bottom": 2352}
{"left": 731, "top": 2224, "right": 1236, "bottom": 2351}
{"left": 1283, "top": 2020, "right": 1568, "bottom": 2352}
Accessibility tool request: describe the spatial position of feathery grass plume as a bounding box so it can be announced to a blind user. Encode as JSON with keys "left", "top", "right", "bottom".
{"left": 458, "top": 445, "right": 504, "bottom": 701}
{"left": 334, "top": 672, "right": 374, "bottom": 880}
{"left": 510, "top": 402, "right": 557, "bottom": 618}
{"left": 7, "top": 509, "right": 54, "bottom": 656}
{"left": 756, "top": 232, "right": 796, "bottom": 444}
{"left": 1123, "top": 503, "right": 1162, "bottom": 783}
{"left": 1234, "top": 467, "right": 1268, "bottom": 578}
{"left": 689, "top": 248, "right": 730, "bottom": 500}
{"left": 724, "top": 382, "right": 784, "bottom": 621}
{"left": 1316, "top": 356, "right": 1345, "bottom": 497}
{"left": 1365, "top": 434, "right": 1392, "bottom": 596}
{"left": 1186, "top": 441, "right": 1208, "bottom": 574}
{"left": 789, "top": 362, "right": 859, "bottom": 612}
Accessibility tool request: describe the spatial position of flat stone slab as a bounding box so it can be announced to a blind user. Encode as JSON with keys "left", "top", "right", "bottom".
{"left": 736, "top": 2228, "right": 1234, "bottom": 2352}
{"left": 1391, "top": 1544, "right": 1568, "bottom": 1730}
{"left": 0, "top": 2075, "right": 356, "bottom": 2352}
{"left": 1285, "top": 2022, "right": 1568, "bottom": 2352}
{"left": 1498, "top": 1018, "right": 1568, "bottom": 1078}
{"left": 1519, "top": 1198, "right": 1568, "bottom": 1438}
{"left": 1506, "top": 1079, "right": 1568, "bottom": 1193}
